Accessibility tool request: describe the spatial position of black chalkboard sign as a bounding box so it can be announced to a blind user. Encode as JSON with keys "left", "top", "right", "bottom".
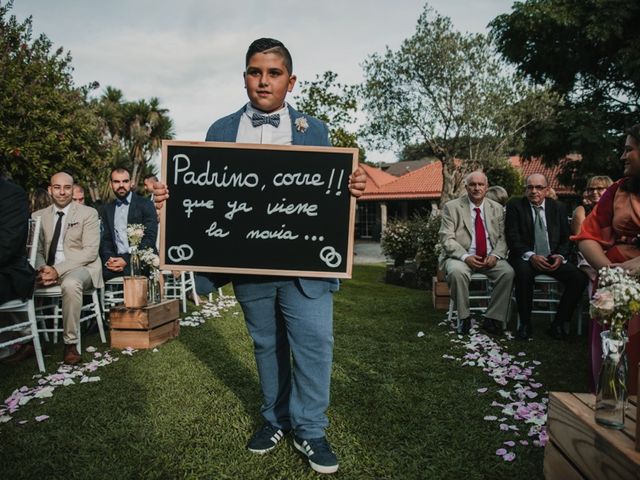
{"left": 160, "top": 140, "right": 358, "bottom": 278}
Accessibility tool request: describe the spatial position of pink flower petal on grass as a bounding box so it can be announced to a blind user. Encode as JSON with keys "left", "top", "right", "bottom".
{"left": 503, "top": 452, "right": 516, "bottom": 461}
{"left": 495, "top": 448, "right": 507, "bottom": 456}
{"left": 35, "top": 415, "right": 49, "bottom": 422}
{"left": 477, "top": 387, "right": 488, "bottom": 393}
{"left": 503, "top": 441, "right": 516, "bottom": 447}
{"left": 484, "top": 415, "right": 498, "bottom": 421}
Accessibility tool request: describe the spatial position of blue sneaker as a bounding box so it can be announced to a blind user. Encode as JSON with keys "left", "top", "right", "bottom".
{"left": 246, "top": 423, "right": 289, "bottom": 454}
{"left": 293, "top": 435, "right": 339, "bottom": 474}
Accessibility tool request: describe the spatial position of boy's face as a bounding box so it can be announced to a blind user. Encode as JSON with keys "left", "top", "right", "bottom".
{"left": 244, "top": 52, "right": 296, "bottom": 113}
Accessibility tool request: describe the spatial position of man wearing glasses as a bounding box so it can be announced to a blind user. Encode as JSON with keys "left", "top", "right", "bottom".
{"left": 505, "top": 174, "right": 588, "bottom": 340}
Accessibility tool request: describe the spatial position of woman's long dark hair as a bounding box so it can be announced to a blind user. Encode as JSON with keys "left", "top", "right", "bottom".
{"left": 621, "top": 124, "right": 640, "bottom": 193}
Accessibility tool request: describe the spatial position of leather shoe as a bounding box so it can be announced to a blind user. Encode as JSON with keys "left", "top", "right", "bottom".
{"left": 457, "top": 317, "right": 471, "bottom": 335}
{"left": 1, "top": 342, "right": 35, "bottom": 364}
{"left": 481, "top": 318, "right": 502, "bottom": 336}
{"left": 63, "top": 344, "right": 81, "bottom": 365}
{"left": 546, "top": 323, "right": 568, "bottom": 341}
{"left": 515, "top": 324, "right": 532, "bottom": 340}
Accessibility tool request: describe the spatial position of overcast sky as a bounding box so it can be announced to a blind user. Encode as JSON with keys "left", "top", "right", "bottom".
{"left": 11, "top": 0, "right": 514, "bottom": 164}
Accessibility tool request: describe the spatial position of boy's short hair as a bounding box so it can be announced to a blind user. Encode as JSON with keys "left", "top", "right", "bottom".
{"left": 246, "top": 38, "right": 293, "bottom": 75}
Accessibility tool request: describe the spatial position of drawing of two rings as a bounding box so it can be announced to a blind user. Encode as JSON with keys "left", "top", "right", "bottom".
{"left": 168, "top": 244, "right": 194, "bottom": 263}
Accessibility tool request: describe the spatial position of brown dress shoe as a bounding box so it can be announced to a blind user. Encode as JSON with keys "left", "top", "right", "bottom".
{"left": 63, "top": 344, "right": 81, "bottom": 365}
{"left": 1, "top": 342, "right": 35, "bottom": 364}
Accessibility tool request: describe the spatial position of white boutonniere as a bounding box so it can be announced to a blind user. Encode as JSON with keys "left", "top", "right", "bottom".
{"left": 295, "top": 117, "right": 309, "bottom": 133}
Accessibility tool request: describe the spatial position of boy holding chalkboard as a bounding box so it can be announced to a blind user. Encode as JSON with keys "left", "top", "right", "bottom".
{"left": 155, "top": 38, "right": 365, "bottom": 474}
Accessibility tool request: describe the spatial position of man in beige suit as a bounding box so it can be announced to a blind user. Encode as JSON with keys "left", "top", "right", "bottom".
{"left": 438, "top": 171, "right": 514, "bottom": 335}
{"left": 33, "top": 172, "right": 103, "bottom": 364}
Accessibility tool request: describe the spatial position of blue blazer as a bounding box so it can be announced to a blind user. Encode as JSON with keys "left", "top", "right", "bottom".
{"left": 100, "top": 192, "right": 158, "bottom": 264}
{"left": 205, "top": 104, "right": 339, "bottom": 300}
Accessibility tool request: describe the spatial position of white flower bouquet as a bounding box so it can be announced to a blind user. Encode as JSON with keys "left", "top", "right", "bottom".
{"left": 127, "top": 224, "right": 145, "bottom": 248}
{"left": 138, "top": 247, "right": 160, "bottom": 269}
{"left": 590, "top": 266, "right": 640, "bottom": 335}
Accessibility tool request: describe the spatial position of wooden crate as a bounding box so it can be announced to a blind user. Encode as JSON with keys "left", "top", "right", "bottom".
{"left": 110, "top": 299, "right": 180, "bottom": 349}
{"left": 431, "top": 276, "right": 450, "bottom": 310}
{"left": 544, "top": 392, "right": 640, "bottom": 480}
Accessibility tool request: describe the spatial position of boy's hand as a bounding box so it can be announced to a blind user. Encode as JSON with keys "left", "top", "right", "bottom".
{"left": 348, "top": 167, "right": 366, "bottom": 197}
{"left": 153, "top": 181, "right": 169, "bottom": 214}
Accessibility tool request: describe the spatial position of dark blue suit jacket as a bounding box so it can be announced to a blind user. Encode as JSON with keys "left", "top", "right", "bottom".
{"left": 100, "top": 192, "right": 158, "bottom": 266}
{"left": 0, "top": 179, "right": 36, "bottom": 302}
{"left": 205, "top": 104, "right": 339, "bottom": 299}
{"left": 505, "top": 196, "right": 571, "bottom": 260}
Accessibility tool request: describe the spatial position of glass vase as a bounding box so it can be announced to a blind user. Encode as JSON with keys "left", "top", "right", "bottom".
{"left": 129, "top": 245, "right": 141, "bottom": 277}
{"left": 594, "top": 330, "right": 628, "bottom": 429}
{"left": 147, "top": 270, "right": 161, "bottom": 304}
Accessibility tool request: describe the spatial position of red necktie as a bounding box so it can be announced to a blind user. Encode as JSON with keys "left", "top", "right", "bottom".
{"left": 474, "top": 208, "right": 487, "bottom": 258}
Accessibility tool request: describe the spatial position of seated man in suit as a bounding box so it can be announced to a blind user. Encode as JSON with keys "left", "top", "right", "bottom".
{"left": 0, "top": 177, "right": 37, "bottom": 363}
{"left": 0, "top": 177, "right": 35, "bottom": 305}
{"left": 505, "top": 174, "right": 588, "bottom": 340}
{"left": 439, "top": 171, "right": 514, "bottom": 335}
{"left": 100, "top": 167, "right": 157, "bottom": 280}
{"left": 32, "top": 171, "right": 103, "bottom": 364}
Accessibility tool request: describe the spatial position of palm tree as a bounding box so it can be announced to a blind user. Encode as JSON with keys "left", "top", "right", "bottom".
{"left": 93, "top": 88, "right": 175, "bottom": 199}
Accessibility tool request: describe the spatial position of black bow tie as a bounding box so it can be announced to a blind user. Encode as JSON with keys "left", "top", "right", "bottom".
{"left": 116, "top": 198, "right": 129, "bottom": 206}
{"left": 251, "top": 113, "right": 280, "bottom": 128}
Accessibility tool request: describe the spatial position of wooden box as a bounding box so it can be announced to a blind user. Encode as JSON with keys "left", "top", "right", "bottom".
{"left": 431, "top": 276, "right": 450, "bottom": 310}
{"left": 544, "top": 392, "right": 640, "bottom": 480}
{"left": 109, "top": 299, "right": 180, "bottom": 349}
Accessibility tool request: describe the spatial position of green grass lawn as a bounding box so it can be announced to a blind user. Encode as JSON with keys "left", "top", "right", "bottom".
{"left": 0, "top": 265, "right": 588, "bottom": 479}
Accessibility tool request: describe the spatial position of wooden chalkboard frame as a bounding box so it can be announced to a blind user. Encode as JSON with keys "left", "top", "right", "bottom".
{"left": 159, "top": 140, "right": 359, "bottom": 279}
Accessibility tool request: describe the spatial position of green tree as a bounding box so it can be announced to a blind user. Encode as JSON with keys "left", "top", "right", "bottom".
{"left": 294, "top": 70, "right": 366, "bottom": 161}
{"left": 0, "top": 1, "right": 108, "bottom": 192}
{"left": 490, "top": 0, "right": 640, "bottom": 190}
{"left": 360, "top": 5, "right": 558, "bottom": 206}
{"left": 93, "top": 87, "right": 174, "bottom": 198}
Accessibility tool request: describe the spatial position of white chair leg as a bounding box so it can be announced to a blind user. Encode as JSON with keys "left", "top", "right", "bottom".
{"left": 53, "top": 302, "right": 61, "bottom": 344}
{"left": 447, "top": 298, "right": 456, "bottom": 326}
{"left": 189, "top": 272, "right": 200, "bottom": 306}
{"left": 180, "top": 273, "right": 187, "bottom": 313}
{"left": 92, "top": 290, "right": 106, "bottom": 343}
{"left": 27, "top": 301, "right": 45, "bottom": 373}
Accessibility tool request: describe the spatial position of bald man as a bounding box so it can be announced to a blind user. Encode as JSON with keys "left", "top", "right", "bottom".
{"left": 32, "top": 172, "right": 103, "bottom": 364}
{"left": 505, "top": 174, "right": 588, "bottom": 340}
{"left": 439, "top": 171, "right": 514, "bottom": 335}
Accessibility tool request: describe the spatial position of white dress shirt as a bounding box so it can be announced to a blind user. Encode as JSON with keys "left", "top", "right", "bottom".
{"left": 522, "top": 199, "right": 556, "bottom": 261}
{"left": 52, "top": 203, "right": 72, "bottom": 265}
{"left": 114, "top": 191, "right": 132, "bottom": 255}
{"left": 461, "top": 201, "right": 494, "bottom": 261}
{"left": 236, "top": 103, "right": 292, "bottom": 145}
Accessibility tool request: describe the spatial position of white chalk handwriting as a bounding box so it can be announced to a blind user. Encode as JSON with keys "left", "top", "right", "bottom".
{"left": 266, "top": 198, "right": 318, "bottom": 216}
{"left": 173, "top": 154, "right": 259, "bottom": 188}
{"left": 225, "top": 200, "right": 253, "bottom": 220}
{"left": 182, "top": 198, "right": 214, "bottom": 218}
{"left": 205, "top": 221, "right": 230, "bottom": 238}
{"left": 246, "top": 225, "right": 300, "bottom": 240}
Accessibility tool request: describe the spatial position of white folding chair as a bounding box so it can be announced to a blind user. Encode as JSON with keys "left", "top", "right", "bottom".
{"left": 34, "top": 285, "right": 106, "bottom": 352}
{"left": 447, "top": 273, "right": 502, "bottom": 329}
{"left": 0, "top": 217, "right": 45, "bottom": 372}
{"left": 208, "top": 288, "right": 224, "bottom": 303}
{"left": 163, "top": 271, "right": 199, "bottom": 313}
{"left": 100, "top": 276, "right": 125, "bottom": 312}
{"left": 515, "top": 274, "right": 583, "bottom": 334}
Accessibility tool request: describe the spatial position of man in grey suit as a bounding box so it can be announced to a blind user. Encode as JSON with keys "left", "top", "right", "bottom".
{"left": 33, "top": 171, "right": 103, "bottom": 364}
{"left": 439, "top": 171, "right": 514, "bottom": 335}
